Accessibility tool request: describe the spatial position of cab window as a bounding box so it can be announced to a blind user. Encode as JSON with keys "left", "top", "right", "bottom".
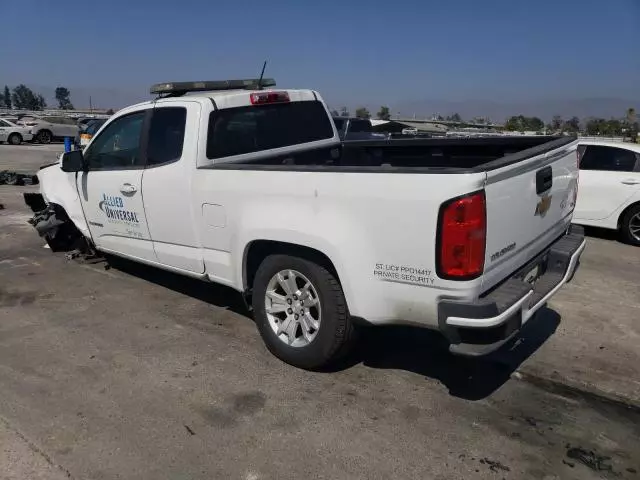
{"left": 84, "top": 112, "right": 146, "bottom": 170}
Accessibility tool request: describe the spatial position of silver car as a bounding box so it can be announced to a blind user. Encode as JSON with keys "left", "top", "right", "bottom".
{"left": 30, "top": 116, "right": 79, "bottom": 144}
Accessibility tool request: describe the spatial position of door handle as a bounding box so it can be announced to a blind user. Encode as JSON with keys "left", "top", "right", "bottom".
{"left": 621, "top": 179, "right": 640, "bottom": 185}
{"left": 120, "top": 183, "right": 137, "bottom": 194}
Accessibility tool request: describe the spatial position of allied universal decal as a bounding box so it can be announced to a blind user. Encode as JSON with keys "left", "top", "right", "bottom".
{"left": 98, "top": 194, "right": 140, "bottom": 224}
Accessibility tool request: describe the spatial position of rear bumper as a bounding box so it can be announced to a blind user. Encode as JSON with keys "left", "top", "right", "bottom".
{"left": 438, "top": 225, "right": 586, "bottom": 356}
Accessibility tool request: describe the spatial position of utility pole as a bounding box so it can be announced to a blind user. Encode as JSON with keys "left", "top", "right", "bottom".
{"left": 89, "top": 95, "right": 93, "bottom": 113}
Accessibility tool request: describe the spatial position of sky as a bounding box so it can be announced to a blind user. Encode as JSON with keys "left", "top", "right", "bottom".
{"left": 3, "top": 0, "right": 639, "bottom": 109}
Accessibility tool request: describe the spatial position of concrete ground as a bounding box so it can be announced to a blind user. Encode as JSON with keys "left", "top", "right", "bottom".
{"left": 0, "top": 185, "right": 639, "bottom": 480}
{"left": 0, "top": 144, "right": 62, "bottom": 173}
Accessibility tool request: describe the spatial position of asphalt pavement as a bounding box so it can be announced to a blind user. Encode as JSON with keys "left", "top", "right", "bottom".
{"left": 0, "top": 144, "right": 62, "bottom": 173}
{"left": 0, "top": 184, "right": 639, "bottom": 480}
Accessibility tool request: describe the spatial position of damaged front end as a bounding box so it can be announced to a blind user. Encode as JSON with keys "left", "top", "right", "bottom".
{"left": 24, "top": 197, "right": 92, "bottom": 253}
{"left": 23, "top": 163, "right": 93, "bottom": 254}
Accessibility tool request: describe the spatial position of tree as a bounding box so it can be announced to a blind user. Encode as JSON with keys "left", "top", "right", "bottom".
{"left": 330, "top": 109, "right": 339, "bottom": 117}
{"left": 355, "top": 107, "right": 370, "bottom": 119}
{"left": 106, "top": 108, "right": 115, "bottom": 115}
{"left": 36, "top": 94, "right": 47, "bottom": 110}
{"left": 448, "top": 113, "right": 462, "bottom": 122}
{"left": 504, "top": 115, "right": 524, "bottom": 131}
{"left": 625, "top": 107, "right": 638, "bottom": 142}
{"left": 55, "top": 87, "right": 74, "bottom": 110}
{"left": 11, "top": 84, "right": 46, "bottom": 110}
{"left": 529, "top": 117, "right": 544, "bottom": 131}
{"left": 563, "top": 116, "right": 580, "bottom": 133}
{"left": 340, "top": 106, "right": 349, "bottom": 117}
{"left": 3, "top": 86, "right": 10, "bottom": 109}
{"left": 376, "top": 106, "right": 390, "bottom": 120}
{"left": 551, "top": 115, "right": 563, "bottom": 131}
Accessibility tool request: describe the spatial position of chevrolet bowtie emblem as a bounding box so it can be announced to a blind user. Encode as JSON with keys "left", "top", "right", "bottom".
{"left": 535, "top": 194, "right": 552, "bottom": 216}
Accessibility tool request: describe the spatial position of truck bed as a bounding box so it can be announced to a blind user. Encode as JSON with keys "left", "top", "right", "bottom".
{"left": 209, "top": 135, "right": 576, "bottom": 172}
{"left": 339, "top": 135, "right": 575, "bottom": 171}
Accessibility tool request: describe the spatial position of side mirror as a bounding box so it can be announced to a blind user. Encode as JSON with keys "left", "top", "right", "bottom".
{"left": 60, "top": 150, "right": 86, "bottom": 172}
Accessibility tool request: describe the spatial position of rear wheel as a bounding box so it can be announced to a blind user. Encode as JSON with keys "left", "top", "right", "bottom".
{"left": 36, "top": 130, "right": 52, "bottom": 144}
{"left": 620, "top": 204, "right": 640, "bottom": 246}
{"left": 252, "top": 254, "right": 356, "bottom": 370}
{"left": 8, "top": 133, "right": 22, "bottom": 145}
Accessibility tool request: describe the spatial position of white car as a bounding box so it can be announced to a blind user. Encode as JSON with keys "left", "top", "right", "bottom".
{"left": 0, "top": 118, "right": 34, "bottom": 145}
{"left": 25, "top": 78, "right": 584, "bottom": 369}
{"left": 30, "top": 116, "right": 79, "bottom": 144}
{"left": 573, "top": 141, "right": 640, "bottom": 245}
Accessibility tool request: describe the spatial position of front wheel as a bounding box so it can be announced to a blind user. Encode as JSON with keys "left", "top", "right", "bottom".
{"left": 8, "top": 133, "right": 22, "bottom": 145}
{"left": 252, "top": 254, "right": 356, "bottom": 370}
{"left": 621, "top": 204, "right": 640, "bottom": 246}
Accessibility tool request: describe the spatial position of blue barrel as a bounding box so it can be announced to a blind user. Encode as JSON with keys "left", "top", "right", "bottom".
{"left": 64, "top": 137, "right": 72, "bottom": 153}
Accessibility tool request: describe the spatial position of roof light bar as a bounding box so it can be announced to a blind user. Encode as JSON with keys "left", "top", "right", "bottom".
{"left": 150, "top": 78, "right": 276, "bottom": 95}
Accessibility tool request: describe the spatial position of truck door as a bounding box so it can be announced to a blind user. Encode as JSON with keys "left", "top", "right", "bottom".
{"left": 140, "top": 101, "right": 205, "bottom": 273}
{"left": 76, "top": 108, "right": 157, "bottom": 262}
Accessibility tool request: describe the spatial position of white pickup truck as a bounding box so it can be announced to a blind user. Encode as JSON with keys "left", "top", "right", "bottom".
{"left": 25, "top": 78, "right": 586, "bottom": 369}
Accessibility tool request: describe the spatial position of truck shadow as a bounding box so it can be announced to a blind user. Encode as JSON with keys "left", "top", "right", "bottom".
{"left": 104, "top": 254, "right": 560, "bottom": 401}
{"left": 341, "top": 307, "right": 561, "bottom": 401}
{"left": 103, "top": 254, "right": 249, "bottom": 316}
{"left": 582, "top": 225, "right": 620, "bottom": 242}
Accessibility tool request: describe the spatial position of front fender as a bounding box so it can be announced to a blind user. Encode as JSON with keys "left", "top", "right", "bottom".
{"left": 37, "top": 165, "right": 89, "bottom": 238}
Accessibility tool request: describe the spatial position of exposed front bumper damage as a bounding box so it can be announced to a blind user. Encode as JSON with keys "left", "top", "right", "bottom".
{"left": 24, "top": 193, "right": 90, "bottom": 253}
{"left": 438, "top": 225, "right": 586, "bottom": 356}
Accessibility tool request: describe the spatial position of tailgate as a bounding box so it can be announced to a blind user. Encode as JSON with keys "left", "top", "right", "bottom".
{"left": 481, "top": 137, "right": 579, "bottom": 292}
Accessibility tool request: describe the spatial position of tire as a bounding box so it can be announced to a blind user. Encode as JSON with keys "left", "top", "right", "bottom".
{"left": 8, "top": 133, "right": 22, "bottom": 145}
{"left": 620, "top": 204, "right": 640, "bottom": 246}
{"left": 252, "top": 254, "right": 356, "bottom": 370}
{"left": 36, "top": 130, "right": 52, "bottom": 144}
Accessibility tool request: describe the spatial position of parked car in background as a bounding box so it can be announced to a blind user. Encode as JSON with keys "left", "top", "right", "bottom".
{"left": 573, "top": 141, "right": 640, "bottom": 245}
{"left": 332, "top": 116, "right": 386, "bottom": 140}
{"left": 0, "top": 118, "right": 34, "bottom": 145}
{"left": 30, "top": 116, "right": 79, "bottom": 144}
{"left": 76, "top": 118, "right": 107, "bottom": 148}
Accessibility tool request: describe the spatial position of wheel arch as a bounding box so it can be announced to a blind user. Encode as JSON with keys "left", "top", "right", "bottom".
{"left": 243, "top": 240, "right": 341, "bottom": 291}
{"left": 241, "top": 239, "right": 356, "bottom": 315}
{"left": 617, "top": 200, "right": 640, "bottom": 229}
{"left": 8, "top": 132, "right": 23, "bottom": 143}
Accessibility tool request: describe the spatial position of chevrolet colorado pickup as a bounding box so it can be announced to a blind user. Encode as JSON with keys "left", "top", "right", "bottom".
{"left": 25, "top": 78, "right": 585, "bottom": 369}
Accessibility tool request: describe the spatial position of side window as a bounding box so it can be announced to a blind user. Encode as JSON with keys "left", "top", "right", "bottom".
{"left": 147, "top": 107, "right": 187, "bottom": 166}
{"left": 84, "top": 112, "right": 146, "bottom": 170}
{"left": 580, "top": 146, "right": 637, "bottom": 172}
{"left": 0, "top": 120, "right": 10, "bottom": 127}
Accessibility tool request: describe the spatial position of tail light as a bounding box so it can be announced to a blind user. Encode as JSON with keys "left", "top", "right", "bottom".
{"left": 437, "top": 191, "right": 486, "bottom": 280}
{"left": 250, "top": 91, "right": 290, "bottom": 105}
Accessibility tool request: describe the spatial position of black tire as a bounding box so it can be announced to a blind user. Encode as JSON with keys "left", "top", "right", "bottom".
{"left": 36, "top": 130, "right": 52, "bottom": 144}
{"left": 8, "top": 133, "right": 22, "bottom": 145}
{"left": 620, "top": 204, "right": 640, "bottom": 246}
{"left": 252, "top": 254, "right": 356, "bottom": 370}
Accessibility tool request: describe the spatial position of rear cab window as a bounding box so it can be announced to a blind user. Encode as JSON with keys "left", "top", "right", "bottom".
{"left": 206, "top": 101, "right": 334, "bottom": 160}
{"left": 349, "top": 119, "right": 372, "bottom": 133}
